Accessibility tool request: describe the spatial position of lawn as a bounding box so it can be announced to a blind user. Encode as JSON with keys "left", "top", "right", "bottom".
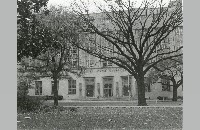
{"left": 17, "top": 107, "right": 182, "bottom": 130}
{"left": 43, "top": 100, "right": 183, "bottom": 107}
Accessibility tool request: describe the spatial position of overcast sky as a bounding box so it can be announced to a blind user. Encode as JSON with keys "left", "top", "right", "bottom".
{"left": 47, "top": 0, "right": 172, "bottom": 6}
{"left": 47, "top": 0, "right": 172, "bottom": 13}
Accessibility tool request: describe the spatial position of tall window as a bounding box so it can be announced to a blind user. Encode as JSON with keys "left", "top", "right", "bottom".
{"left": 175, "top": 26, "right": 183, "bottom": 36}
{"left": 83, "top": 33, "right": 97, "bottom": 68}
{"left": 103, "top": 77, "right": 113, "bottom": 97}
{"left": 71, "top": 47, "right": 78, "bottom": 68}
{"left": 161, "top": 76, "right": 170, "bottom": 91}
{"left": 68, "top": 79, "right": 76, "bottom": 94}
{"left": 144, "top": 77, "right": 151, "bottom": 92}
{"left": 85, "top": 78, "right": 95, "bottom": 97}
{"left": 35, "top": 81, "right": 42, "bottom": 95}
{"left": 100, "top": 35, "right": 113, "bottom": 68}
{"left": 86, "top": 55, "right": 96, "bottom": 68}
{"left": 51, "top": 81, "right": 59, "bottom": 95}
{"left": 121, "top": 76, "right": 131, "bottom": 96}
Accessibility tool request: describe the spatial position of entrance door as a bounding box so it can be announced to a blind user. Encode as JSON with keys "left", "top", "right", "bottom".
{"left": 121, "top": 76, "right": 132, "bottom": 96}
{"left": 122, "top": 76, "right": 129, "bottom": 96}
{"left": 86, "top": 85, "right": 94, "bottom": 97}
{"left": 85, "top": 78, "right": 95, "bottom": 97}
{"left": 103, "top": 77, "right": 113, "bottom": 97}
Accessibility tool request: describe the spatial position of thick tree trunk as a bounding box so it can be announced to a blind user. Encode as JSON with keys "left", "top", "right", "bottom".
{"left": 136, "top": 71, "right": 147, "bottom": 106}
{"left": 172, "top": 86, "right": 178, "bottom": 101}
{"left": 53, "top": 77, "right": 59, "bottom": 106}
{"left": 171, "top": 77, "right": 179, "bottom": 101}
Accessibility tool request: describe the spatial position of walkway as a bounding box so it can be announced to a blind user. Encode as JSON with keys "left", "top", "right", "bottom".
{"left": 43, "top": 100, "right": 183, "bottom": 107}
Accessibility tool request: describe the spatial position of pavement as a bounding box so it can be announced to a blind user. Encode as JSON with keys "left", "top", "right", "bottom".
{"left": 43, "top": 99, "right": 183, "bottom": 107}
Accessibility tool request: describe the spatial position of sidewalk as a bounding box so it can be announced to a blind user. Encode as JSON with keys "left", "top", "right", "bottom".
{"left": 43, "top": 99, "right": 183, "bottom": 107}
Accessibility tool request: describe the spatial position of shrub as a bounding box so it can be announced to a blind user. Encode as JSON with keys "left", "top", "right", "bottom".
{"left": 177, "top": 96, "right": 183, "bottom": 100}
{"left": 17, "top": 95, "right": 43, "bottom": 112}
{"left": 45, "top": 95, "right": 63, "bottom": 100}
{"left": 68, "top": 107, "right": 78, "bottom": 112}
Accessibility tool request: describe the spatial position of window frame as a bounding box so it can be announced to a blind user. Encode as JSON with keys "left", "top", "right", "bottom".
{"left": 102, "top": 60, "right": 113, "bottom": 67}
{"left": 121, "top": 76, "right": 131, "bottom": 96}
{"left": 70, "top": 46, "right": 79, "bottom": 68}
{"left": 143, "top": 77, "right": 151, "bottom": 92}
{"left": 68, "top": 79, "right": 76, "bottom": 94}
{"left": 35, "top": 81, "right": 42, "bottom": 95}
{"left": 161, "top": 76, "right": 171, "bottom": 91}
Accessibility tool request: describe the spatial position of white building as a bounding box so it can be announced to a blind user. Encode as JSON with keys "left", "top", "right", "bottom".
{"left": 27, "top": 0, "right": 183, "bottom": 100}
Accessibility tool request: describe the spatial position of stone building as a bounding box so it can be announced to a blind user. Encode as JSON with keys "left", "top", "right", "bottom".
{"left": 27, "top": 0, "right": 183, "bottom": 100}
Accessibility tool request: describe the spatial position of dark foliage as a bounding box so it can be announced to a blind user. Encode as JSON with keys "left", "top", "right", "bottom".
{"left": 177, "top": 96, "right": 183, "bottom": 100}
{"left": 17, "top": 95, "right": 43, "bottom": 112}
{"left": 45, "top": 95, "right": 63, "bottom": 100}
{"left": 69, "top": 107, "right": 78, "bottom": 112}
{"left": 17, "top": 0, "right": 50, "bottom": 61}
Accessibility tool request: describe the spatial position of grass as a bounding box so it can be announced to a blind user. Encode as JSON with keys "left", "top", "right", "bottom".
{"left": 17, "top": 107, "right": 182, "bottom": 130}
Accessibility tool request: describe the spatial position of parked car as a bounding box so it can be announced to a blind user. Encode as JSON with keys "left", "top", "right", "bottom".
{"left": 45, "top": 95, "right": 63, "bottom": 100}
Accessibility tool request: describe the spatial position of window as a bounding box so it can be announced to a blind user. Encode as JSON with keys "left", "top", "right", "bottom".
{"left": 89, "top": 33, "right": 96, "bottom": 42}
{"left": 89, "top": 56, "right": 96, "bottom": 67}
{"left": 86, "top": 55, "right": 96, "bottom": 68}
{"left": 103, "top": 77, "right": 113, "bottom": 97}
{"left": 107, "top": 42, "right": 114, "bottom": 55}
{"left": 180, "top": 27, "right": 183, "bottom": 35}
{"left": 68, "top": 79, "right": 76, "bottom": 94}
{"left": 175, "top": 27, "right": 183, "bottom": 36}
{"left": 121, "top": 76, "right": 131, "bottom": 96}
{"left": 85, "top": 78, "right": 95, "bottom": 97}
{"left": 118, "top": 31, "right": 124, "bottom": 41}
{"left": 141, "top": 15, "right": 146, "bottom": 21}
{"left": 35, "top": 81, "right": 42, "bottom": 95}
{"left": 88, "top": 33, "right": 96, "bottom": 51}
{"left": 82, "top": 22, "right": 88, "bottom": 31}
{"left": 161, "top": 76, "right": 170, "bottom": 91}
{"left": 82, "top": 33, "right": 97, "bottom": 68}
{"left": 72, "top": 60, "right": 78, "bottom": 68}
{"left": 102, "top": 60, "right": 107, "bottom": 67}
{"left": 51, "top": 81, "right": 59, "bottom": 95}
{"left": 144, "top": 78, "right": 151, "bottom": 92}
{"left": 70, "top": 46, "right": 78, "bottom": 68}
{"left": 102, "top": 60, "right": 112, "bottom": 67}
{"left": 163, "top": 37, "right": 169, "bottom": 43}
{"left": 107, "top": 61, "right": 112, "bottom": 66}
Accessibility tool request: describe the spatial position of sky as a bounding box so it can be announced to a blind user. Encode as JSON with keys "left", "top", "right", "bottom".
{"left": 47, "top": 0, "right": 73, "bottom": 7}
{"left": 47, "top": 0, "right": 171, "bottom": 6}
{"left": 47, "top": 0, "right": 173, "bottom": 13}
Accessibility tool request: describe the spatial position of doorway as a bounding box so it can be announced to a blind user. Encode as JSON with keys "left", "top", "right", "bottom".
{"left": 85, "top": 78, "right": 95, "bottom": 97}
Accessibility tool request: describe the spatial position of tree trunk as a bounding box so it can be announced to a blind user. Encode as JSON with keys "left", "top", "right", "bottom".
{"left": 172, "top": 86, "right": 178, "bottom": 101}
{"left": 53, "top": 77, "right": 59, "bottom": 106}
{"left": 136, "top": 71, "right": 147, "bottom": 106}
{"left": 171, "top": 77, "right": 178, "bottom": 101}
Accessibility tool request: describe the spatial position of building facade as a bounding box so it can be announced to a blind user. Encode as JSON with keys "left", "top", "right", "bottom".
{"left": 27, "top": 0, "right": 183, "bottom": 100}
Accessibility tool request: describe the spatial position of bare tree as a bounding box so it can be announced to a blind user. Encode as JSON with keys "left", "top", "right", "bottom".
{"left": 149, "top": 56, "right": 183, "bottom": 101}
{"left": 72, "top": 0, "right": 183, "bottom": 106}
